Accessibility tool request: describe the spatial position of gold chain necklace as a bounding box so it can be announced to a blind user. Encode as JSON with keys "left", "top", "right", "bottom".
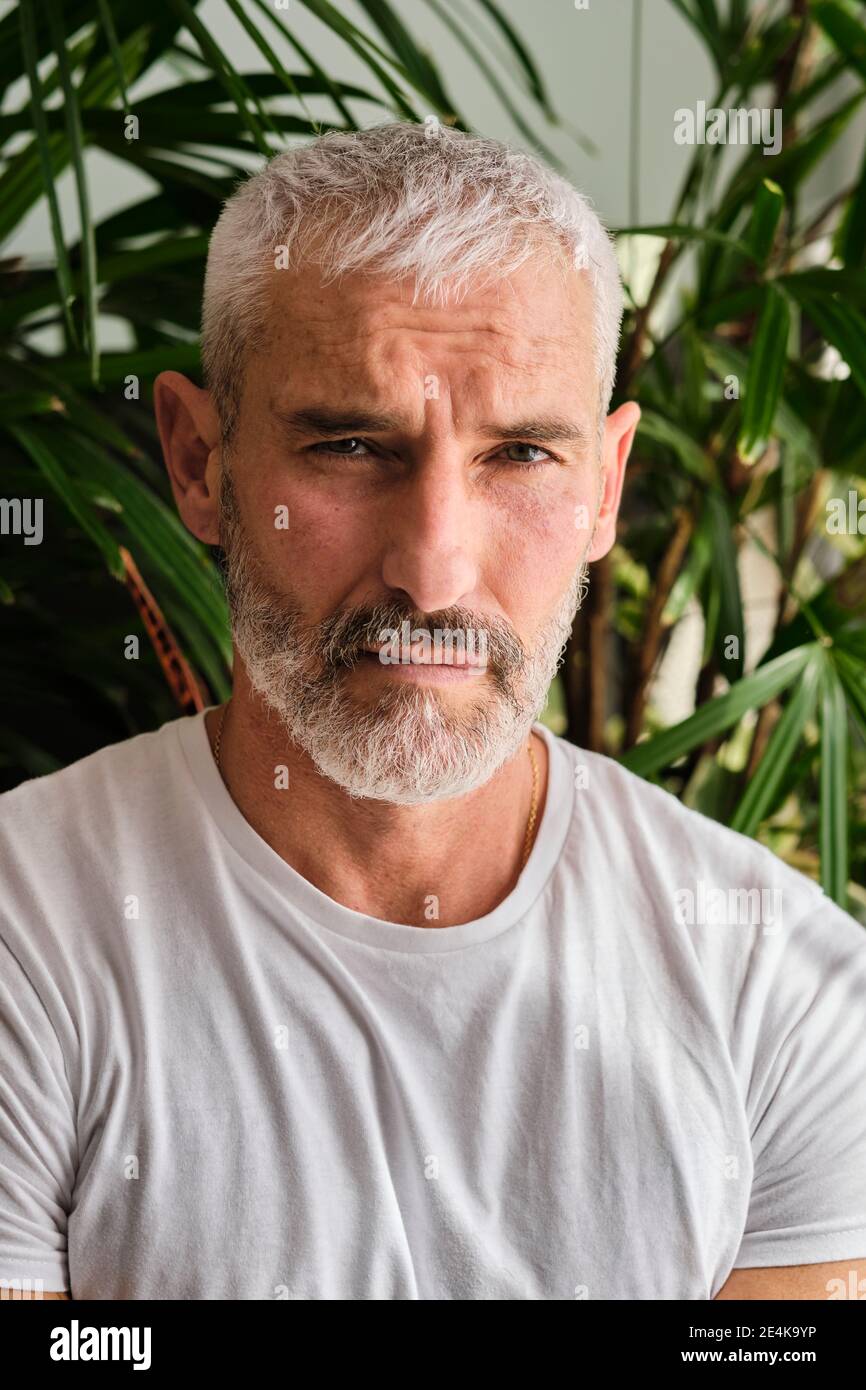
{"left": 212, "top": 702, "right": 540, "bottom": 872}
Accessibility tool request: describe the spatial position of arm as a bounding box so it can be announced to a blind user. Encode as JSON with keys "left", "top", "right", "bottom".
{"left": 1, "top": 1291, "right": 69, "bottom": 1301}
{"left": 0, "top": 927, "right": 78, "bottom": 1301}
{"left": 716, "top": 1258, "right": 866, "bottom": 1299}
{"left": 721, "top": 893, "right": 866, "bottom": 1296}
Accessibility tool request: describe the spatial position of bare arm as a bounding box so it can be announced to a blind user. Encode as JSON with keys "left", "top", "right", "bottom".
{"left": 716, "top": 1258, "right": 866, "bottom": 1299}
{"left": 1, "top": 1290, "right": 69, "bottom": 1301}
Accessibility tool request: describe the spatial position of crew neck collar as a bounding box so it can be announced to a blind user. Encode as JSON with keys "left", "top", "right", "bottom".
{"left": 173, "top": 708, "right": 574, "bottom": 954}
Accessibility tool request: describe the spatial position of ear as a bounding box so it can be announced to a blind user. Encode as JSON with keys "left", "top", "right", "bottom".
{"left": 153, "top": 371, "right": 223, "bottom": 545}
{"left": 586, "top": 401, "right": 641, "bottom": 562}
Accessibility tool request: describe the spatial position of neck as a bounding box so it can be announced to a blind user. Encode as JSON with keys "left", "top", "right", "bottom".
{"left": 205, "top": 678, "right": 549, "bottom": 928}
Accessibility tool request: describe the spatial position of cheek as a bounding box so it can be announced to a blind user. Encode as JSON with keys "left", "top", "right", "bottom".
{"left": 485, "top": 476, "right": 594, "bottom": 603}
{"left": 247, "top": 477, "right": 377, "bottom": 603}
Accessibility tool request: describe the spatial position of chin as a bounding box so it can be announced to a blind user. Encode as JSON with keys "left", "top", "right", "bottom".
{"left": 257, "top": 677, "right": 531, "bottom": 804}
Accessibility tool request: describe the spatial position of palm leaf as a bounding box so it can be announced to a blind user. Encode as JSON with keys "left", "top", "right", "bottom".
{"left": 621, "top": 646, "right": 815, "bottom": 777}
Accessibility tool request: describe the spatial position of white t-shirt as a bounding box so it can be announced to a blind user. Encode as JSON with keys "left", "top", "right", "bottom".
{"left": 1, "top": 709, "right": 865, "bottom": 1301}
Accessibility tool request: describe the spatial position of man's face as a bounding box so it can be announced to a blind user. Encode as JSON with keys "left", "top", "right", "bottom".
{"left": 211, "top": 255, "right": 627, "bottom": 803}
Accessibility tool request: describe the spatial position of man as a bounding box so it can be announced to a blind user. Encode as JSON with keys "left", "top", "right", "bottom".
{"left": 1, "top": 122, "right": 865, "bottom": 1302}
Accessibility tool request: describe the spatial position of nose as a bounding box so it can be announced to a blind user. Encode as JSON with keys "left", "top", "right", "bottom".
{"left": 380, "top": 454, "right": 479, "bottom": 613}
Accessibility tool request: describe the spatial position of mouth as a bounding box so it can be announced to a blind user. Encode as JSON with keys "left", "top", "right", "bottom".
{"left": 354, "top": 645, "right": 488, "bottom": 682}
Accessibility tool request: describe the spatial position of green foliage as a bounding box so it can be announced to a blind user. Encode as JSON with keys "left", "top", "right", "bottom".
{"left": 606, "top": 0, "right": 866, "bottom": 915}
{"left": 1, "top": 0, "right": 864, "bottom": 914}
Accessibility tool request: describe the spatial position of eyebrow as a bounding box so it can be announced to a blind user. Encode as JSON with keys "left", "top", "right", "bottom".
{"left": 275, "top": 406, "right": 590, "bottom": 449}
{"left": 477, "top": 417, "right": 590, "bottom": 448}
{"left": 275, "top": 407, "right": 409, "bottom": 437}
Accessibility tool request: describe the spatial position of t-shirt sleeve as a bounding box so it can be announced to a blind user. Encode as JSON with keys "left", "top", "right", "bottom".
{"left": 732, "top": 894, "right": 866, "bottom": 1269}
{"left": 0, "top": 928, "right": 77, "bottom": 1294}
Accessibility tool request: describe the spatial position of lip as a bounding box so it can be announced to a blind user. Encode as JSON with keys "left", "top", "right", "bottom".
{"left": 356, "top": 648, "right": 487, "bottom": 681}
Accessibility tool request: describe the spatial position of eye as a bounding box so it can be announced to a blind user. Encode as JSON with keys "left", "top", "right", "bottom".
{"left": 499, "top": 443, "right": 554, "bottom": 468}
{"left": 311, "top": 437, "right": 373, "bottom": 457}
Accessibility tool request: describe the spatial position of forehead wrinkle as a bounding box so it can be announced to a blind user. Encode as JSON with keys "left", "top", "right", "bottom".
{"left": 271, "top": 340, "right": 593, "bottom": 442}
{"left": 261, "top": 262, "right": 599, "bottom": 401}
{"left": 268, "top": 281, "right": 588, "bottom": 354}
{"left": 265, "top": 289, "right": 592, "bottom": 390}
{"left": 286, "top": 334, "right": 581, "bottom": 398}
{"left": 265, "top": 298, "right": 596, "bottom": 438}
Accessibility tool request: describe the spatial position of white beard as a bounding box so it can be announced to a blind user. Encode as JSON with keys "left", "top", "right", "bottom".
{"left": 218, "top": 468, "right": 590, "bottom": 805}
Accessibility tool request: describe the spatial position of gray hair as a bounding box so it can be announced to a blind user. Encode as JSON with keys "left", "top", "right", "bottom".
{"left": 201, "top": 121, "right": 624, "bottom": 444}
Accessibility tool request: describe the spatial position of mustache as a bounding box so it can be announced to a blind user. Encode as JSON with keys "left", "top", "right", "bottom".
{"left": 218, "top": 526, "right": 527, "bottom": 682}
{"left": 318, "top": 600, "right": 526, "bottom": 677}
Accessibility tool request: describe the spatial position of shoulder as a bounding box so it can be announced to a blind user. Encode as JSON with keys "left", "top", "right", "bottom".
{"left": 547, "top": 735, "right": 866, "bottom": 1123}
{"left": 548, "top": 731, "right": 866, "bottom": 964}
{"left": 551, "top": 732, "right": 819, "bottom": 894}
{"left": 0, "top": 714, "right": 200, "bottom": 930}
{"left": 0, "top": 717, "right": 184, "bottom": 843}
